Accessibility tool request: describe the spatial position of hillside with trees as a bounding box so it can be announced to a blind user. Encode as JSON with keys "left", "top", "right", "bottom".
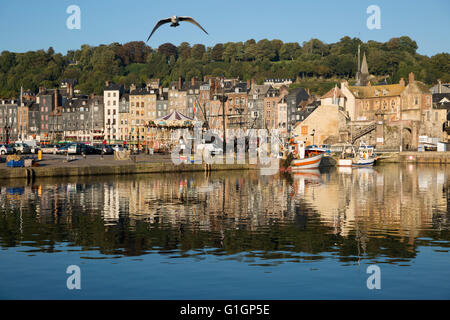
{"left": 0, "top": 36, "right": 449, "bottom": 98}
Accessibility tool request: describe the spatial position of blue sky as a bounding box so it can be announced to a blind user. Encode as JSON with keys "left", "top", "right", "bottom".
{"left": 0, "top": 0, "right": 449, "bottom": 56}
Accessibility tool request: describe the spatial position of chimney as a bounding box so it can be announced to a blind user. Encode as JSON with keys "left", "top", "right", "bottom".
{"left": 306, "top": 88, "right": 310, "bottom": 95}
{"left": 399, "top": 77, "right": 405, "bottom": 86}
{"left": 178, "top": 77, "right": 182, "bottom": 90}
{"left": 438, "top": 79, "right": 442, "bottom": 93}
{"left": 130, "top": 83, "right": 136, "bottom": 92}
{"left": 408, "top": 72, "right": 414, "bottom": 84}
{"left": 251, "top": 78, "right": 257, "bottom": 88}
{"left": 89, "top": 93, "right": 94, "bottom": 99}
{"left": 39, "top": 86, "right": 45, "bottom": 94}
{"left": 191, "top": 77, "right": 197, "bottom": 86}
{"left": 105, "top": 80, "right": 110, "bottom": 87}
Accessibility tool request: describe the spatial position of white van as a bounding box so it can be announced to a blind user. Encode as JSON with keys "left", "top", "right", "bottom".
{"left": 19, "top": 140, "right": 40, "bottom": 154}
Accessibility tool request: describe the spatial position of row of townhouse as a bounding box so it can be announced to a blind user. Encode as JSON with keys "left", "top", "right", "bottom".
{"left": 1, "top": 77, "right": 316, "bottom": 144}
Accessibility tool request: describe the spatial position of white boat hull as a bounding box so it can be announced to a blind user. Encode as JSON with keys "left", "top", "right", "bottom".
{"left": 352, "top": 158, "right": 375, "bottom": 166}
{"left": 291, "top": 153, "right": 324, "bottom": 169}
{"left": 337, "top": 159, "right": 352, "bottom": 167}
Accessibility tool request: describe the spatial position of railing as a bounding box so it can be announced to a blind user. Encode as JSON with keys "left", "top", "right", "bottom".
{"left": 351, "top": 123, "right": 377, "bottom": 144}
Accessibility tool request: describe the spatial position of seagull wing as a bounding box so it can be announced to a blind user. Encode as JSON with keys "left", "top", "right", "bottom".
{"left": 147, "top": 18, "right": 172, "bottom": 41}
{"left": 178, "top": 16, "right": 208, "bottom": 35}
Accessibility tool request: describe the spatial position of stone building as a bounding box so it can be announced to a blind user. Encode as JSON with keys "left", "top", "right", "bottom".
{"left": 342, "top": 80, "right": 405, "bottom": 122}
{"left": 169, "top": 78, "right": 188, "bottom": 115}
{"left": 156, "top": 89, "right": 169, "bottom": 120}
{"left": 263, "top": 86, "right": 280, "bottom": 130}
{"left": 62, "top": 94, "right": 104, "bottom": 142}
{"left": 128, "top": 86, "right": 157, "bottom": 143}
{"left": 320, "top": 86, "right": 346, "bottom": 108}
{"left": 248, "top": 84, "right": 270, "bottom": 129}
{"left": 292, "top": 105, "right": 349, "bottom": 145}
{"left": 285, "top": 87, "right": 310, "bottom": 134}
{"left": 225, "top": 82, "right": 248, "bottom": 130}
{"left": 0, "top": 99, "right": 19, "bottom": 143}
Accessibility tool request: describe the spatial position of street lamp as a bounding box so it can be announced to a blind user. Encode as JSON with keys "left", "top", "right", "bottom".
{"left": 311, "top": 129, "right": 316, "bottom": 146}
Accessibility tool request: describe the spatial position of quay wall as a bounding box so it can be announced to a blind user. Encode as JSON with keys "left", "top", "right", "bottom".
{"left": 376, "top": 152, "right": 450, "bottom": 164}
{"left": 0, "top": 162, "right": 258, "bottom": 180}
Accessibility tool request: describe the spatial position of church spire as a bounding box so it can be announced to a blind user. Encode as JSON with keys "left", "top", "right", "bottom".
{"left": 361, "top": 52, "right": 369, "bottom": 75}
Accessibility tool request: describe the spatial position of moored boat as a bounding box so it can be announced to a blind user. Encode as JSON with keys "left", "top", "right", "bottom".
{"left": 352, "top": 143, "right": 377, "bottom": 167}
{"left": 289, "top": 141, "right": 325, "bottom": 169}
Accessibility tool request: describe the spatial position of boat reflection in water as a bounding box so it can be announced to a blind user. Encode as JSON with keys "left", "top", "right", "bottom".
{"left": 291, "top": 169, "right": 322, "bottom": 196}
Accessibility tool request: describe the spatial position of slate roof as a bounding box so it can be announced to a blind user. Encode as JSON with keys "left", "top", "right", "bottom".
{"left": 105, "top": 82, "right": 123, "bottom": 91}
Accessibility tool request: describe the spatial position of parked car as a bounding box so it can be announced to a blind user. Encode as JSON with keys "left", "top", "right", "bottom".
{"left": 67, "top": 143, "right": 87, "bottom": 155}
{"left": 94, "top": 144, "right": 114, "bottom": 154}
{"left": 11, "top": 143, "right": 31, "bottom": 154}
{"left": 84, "top": 144, "right": 99, "bottom": 155}
{"left": 41, "top": 144, "right": 58, "bottom": 154}
{"left": 56, "top": 144, "right": 70, "bottom": 154}
{"left": 0, "top": 144, "right": 14, "bottom": 155}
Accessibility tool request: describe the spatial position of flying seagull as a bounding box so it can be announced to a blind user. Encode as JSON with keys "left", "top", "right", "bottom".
{"left": 146, "top": 16, "right": 208, "bottom": 41}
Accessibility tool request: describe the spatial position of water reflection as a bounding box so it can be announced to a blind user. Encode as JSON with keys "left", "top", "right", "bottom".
{"left": 0, "top": 164, "right": 449, "bottom": 265}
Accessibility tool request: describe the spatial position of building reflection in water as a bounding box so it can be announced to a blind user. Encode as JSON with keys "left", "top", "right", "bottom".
{"left": 0, "top": 164, "right": 448, "bottom": 262}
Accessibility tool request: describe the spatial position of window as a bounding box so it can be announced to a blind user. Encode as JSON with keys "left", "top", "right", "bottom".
{"left": 301, "top": 126, "right": 308, "bottom": 135}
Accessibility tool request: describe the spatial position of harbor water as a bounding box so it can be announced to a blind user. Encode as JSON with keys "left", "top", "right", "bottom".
{"left": 0, "top": 164, "right": 449, "bottom": 299}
